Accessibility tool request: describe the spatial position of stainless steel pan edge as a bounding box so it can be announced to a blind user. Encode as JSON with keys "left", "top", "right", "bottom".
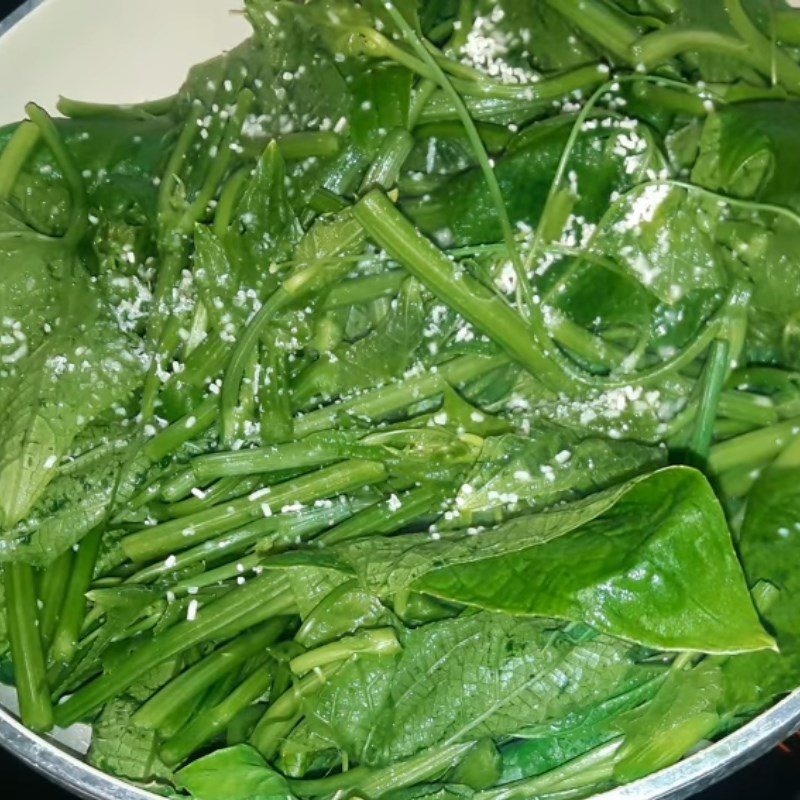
{"left": 2, "top": 689, "right": 800, "bottom": 800}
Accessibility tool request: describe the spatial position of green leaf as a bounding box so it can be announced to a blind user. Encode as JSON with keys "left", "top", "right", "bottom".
{"left": 299, "top": 613, "right": 658, "bottom": 766}
{"left": 0, "top": 275, "right": 144, "bottom": 529}
{"left": 226, "top": 141, "right": 302, "bottom": 284}
{"left": 89, "top": 695, "right": 173, "bottom": 784}
{"left": 402, "top": 116, "right": 663, "bottom": 247}
{"left": 469, "top": 0, "right": 601, "bottom": 72}
{"left": 0, "top": 427, "right": 153, "bottom": 565}
{"left": 693, "top": 103, "right": 800, "bottom": 208}
{"left": 412, "top": 467, "right": 772, "bottom": 653}
{"left": 736, "top": 459, "right": 800, "bottom": 699}
{"left": 589, "top": 185, "right": 728, "bottom": 306}
{"left": 176, "top": 744, "right": 297, "bottom": 800}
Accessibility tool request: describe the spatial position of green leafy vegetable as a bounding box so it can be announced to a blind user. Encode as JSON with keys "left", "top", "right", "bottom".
{"left": 2, "top": 1, "right": 800, "bottom": 798}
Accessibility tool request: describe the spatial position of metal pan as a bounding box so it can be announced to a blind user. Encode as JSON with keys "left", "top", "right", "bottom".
{"left": 1, "top": 1, "right": 799, "bottom": 798}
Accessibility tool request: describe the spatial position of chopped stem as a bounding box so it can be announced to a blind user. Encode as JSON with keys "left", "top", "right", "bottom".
{"left": 293, "top": 352, "right": 508, "bottom": 437}
{"left": 319, "top": 483, "right": 446, "bottom": 545}
{"left": 56, "top": 94, "right": 177, "bottom": 119}
{"left": 354, "top": 190, "right": 570, "bottom": 391}
{"left": 134, "top": 618, "right": 287, "bottom": 730}
{"left": 289, "top": 628, "right": 401, "bottom": 675}
{"left": 121, "top": 460, "right": 387, "bottom": 563}
{"left": 544, "top": 0, "right": 639, "bottom": 64}
{"left": 708, "top": 417, "right": 800, "bottom": 474}
{"left": 360, "top": 127, "right": 415, "bottom": 192}
{"left": 473, "top": 740, "right": 622, "bottom": 800}
{"left": 37, "top": 551, "right": 74, "bottom": 653}
{"left": 250, "top": 660, "right": 343, "bottom": 759}
{"left": 49, "top": 529, "right": 102, "bottom": 665}
{"left": 0, "top": 121, "right": 40, "bottom": 199}
{"left": 292, "top": 742, "right": 475, "bottom": 798}
{"left": 161, "top": 432, "right": 366, "bottom": 501}
{"left": 54, "top": 574, "right": 295, "bottom": 727}
{"left": 686, "top": 340, "right": 732, "bottom": 466}
{"left": 161, "top": 656, "right": 275, "bottom": 765}
{"left": 4, "top": 563, "right": 53, "bottom": 733}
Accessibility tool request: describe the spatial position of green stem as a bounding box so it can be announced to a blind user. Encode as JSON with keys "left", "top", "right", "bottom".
{"left": 25, "top": 103, "right": 88, "bottom": 245}
{"left": 380, "top": 2, "right": 532, "bottom": 311}
{"left": 293, "top": 353, "right": 508, "bottom": 437}
{"left": 408, "top": 78, "right": 438, "bottom": 128}
{"left": 544, "top": 0, "right": 639, "bottom": 64}
{"left": 322, "top": 270, "right": 406, "bottom": 309}
{"left": 56, "top": 94, "right": 177, "bottom": 119}
{"left": 417, "top": 64, "right": 609, "bottom": 124}
{"left": 161, "top": 433, "right": 363, "bottom": 500}
{"left": 708, "top": 417, "right": 800, "bottom": 474}
{"left": 0, "top": 121, "right": 40, "bottom": 199}
{"left": 259, "top": 342, "right": 294, "bottom": 445}
{"left": 54, "top": 575, "right": 295, "bottom": 727}
{"left": 141, "top": 395, "right": 218, "bottom": 462}
{"left": 725, "top": 0, "right": 800, "bottom": 92}
{"left": 292, "top": 742, "right": 475, "bottom": 798}
{"left": 37, "top": 551, "right": 74, "bottom": 653}
{"left": 250, "top": 661, "right": 343, "bottom": 759}
{"left": 213, "top": 168, "right": 250, "bottom": 235}
{"left": 277, "top": 131, "right": 342, "bottom": 161}
{"left": 354, "top": 190, "right": 570, "bottom": 391}
{"left": 474, "top": 740, "right": 621, "bottom": 800}
{"left": 4, "top": 563, "right": 54, "bottom": 733}
{"left": 360, "top": 127, "right": 415, "bottom": 192}
{"left": 221, "top": 213, "right": 365, "bottom": 444}
{"left": 162, "top": 657, "right": 275, "bottom": 766}
{"left": 164, "top": 476, "right": 261, "bottom": 519}
{"left": 134, "top": 619, "right": 286, "bottom": 730}
{"left": 49, "top": 529, "right": 102, "bottom": 665}
{"left": 121, "top": 460, "right": 387, "bottom": 563}
{"left": 687, "top": 340, "right": 731, "bottom": 466}
{"left": 289, "top": 628, "right": 400, "bottom": 676}
{"left": 319, "top": 483, "right": 446, "bottom": 545}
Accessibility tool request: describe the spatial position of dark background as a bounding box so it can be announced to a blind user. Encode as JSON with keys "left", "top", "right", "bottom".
{"left": 0, "top": 0, "right": 798, "bottom": 796}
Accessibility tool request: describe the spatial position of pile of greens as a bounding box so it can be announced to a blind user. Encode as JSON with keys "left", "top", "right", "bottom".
{"left": 4, "top": 0, "right": 800, "bottom": 797}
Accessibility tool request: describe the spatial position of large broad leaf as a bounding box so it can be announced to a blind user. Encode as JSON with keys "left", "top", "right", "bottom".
{"left": 410, "top": 467, "right": 771, "bottom": 653}
{"left": 267, "top": 467, "right": 772, "bottom": 653}
{"left": 0, "top": 268, "right": 144, "bottom": 530}
{"left": 589, "top": 185, "right": 728, "bottom": 306}
{"left": 300, "top": 613, "right": 659, "bottom": 767}
{"left": 176, "top": 745, "right": 296, "bottom": 800}
{"left": 0, "top": 431, "right": 155, "bottom": 566}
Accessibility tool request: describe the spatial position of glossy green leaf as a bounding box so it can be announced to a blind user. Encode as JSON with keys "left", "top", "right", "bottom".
{"left": 176, "top": 744, "right": 297, "bottom": 800}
